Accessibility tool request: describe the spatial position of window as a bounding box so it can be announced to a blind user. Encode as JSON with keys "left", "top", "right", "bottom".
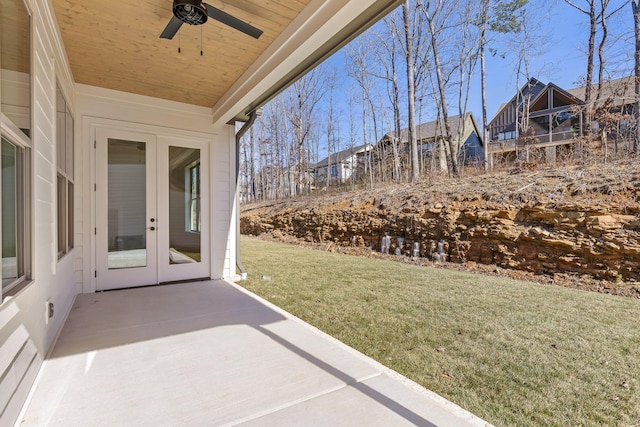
{"left": 1, "top": 0, "right": 32, "bottom": 297}
{"left": 1, "top": 138, "right": 30, "bottom": 293}
{"left": 498, "top": 131, "right": 517, "bottom": 141}
{"left": 188, "top": 162, "right": 201, "bottom": 233}
{"left": 56, "top": 84, "right": 74, "bottom": 257}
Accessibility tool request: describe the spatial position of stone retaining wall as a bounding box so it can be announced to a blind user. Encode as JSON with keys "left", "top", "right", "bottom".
{"left": 241, "top": 199, "right": 640, "bottom": 281}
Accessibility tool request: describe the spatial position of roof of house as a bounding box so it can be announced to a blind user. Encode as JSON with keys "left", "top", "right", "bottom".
{"left": 489, "top": 77, "right": 547, "bottom": 125}
{"left": 510, "top": 82, "right": 584, "bottom": 128}
{"left": 382, "top": 112, "right": 482, "bottom": 146}
{"left": 490, "top": 76, "right": 634, "bottom": 127}
{"left": 314, "top": 144, "right": 372, "bottom": 168}
{"left": 567, "top": 76, "right": 635, "bottom": 109}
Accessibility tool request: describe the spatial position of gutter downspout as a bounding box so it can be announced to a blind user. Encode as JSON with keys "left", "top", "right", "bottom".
{"left": 234, "top": 109, "right": 261, "bottom": 280}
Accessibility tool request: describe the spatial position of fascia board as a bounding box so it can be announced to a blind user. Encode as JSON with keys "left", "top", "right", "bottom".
{"left": 210, "top": 0, "right": 403, "bottom": 127}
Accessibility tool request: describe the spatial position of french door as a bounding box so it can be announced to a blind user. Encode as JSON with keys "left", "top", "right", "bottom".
{"left": 95, "top": 128, "right": 209, "bottom": 290}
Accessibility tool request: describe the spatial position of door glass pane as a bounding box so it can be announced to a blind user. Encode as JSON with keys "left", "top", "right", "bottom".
{"left": 2, "top": 138, "right": 22, "bottom": 286}
{"left": 168, "top": 146, "right": 201, "bottom": 264}
{"left": 108, "top": 139, "right": 147, "bottom": 269}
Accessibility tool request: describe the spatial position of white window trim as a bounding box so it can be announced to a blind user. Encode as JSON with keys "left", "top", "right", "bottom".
{"left": 56, "top": 83, "right": 75, "bottom": 260}
{"left": 185, "top": 159, "right": 201, "bottom": 234}
{"left": 1, "top": 113, "right": 33, "bottom": 299}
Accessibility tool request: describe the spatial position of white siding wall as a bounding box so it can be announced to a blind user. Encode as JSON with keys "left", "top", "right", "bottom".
{"left": 1, "top": 1, "right": 237, "bottom": 422}
{"left": 0, "top": 1, "right": 77, "bottom": 426}
{"left": 211, "top": 125, "right": 235, "bottom": 279}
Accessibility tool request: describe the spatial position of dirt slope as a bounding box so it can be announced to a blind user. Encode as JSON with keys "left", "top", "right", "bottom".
{"left": 241, "top": 159, "right": 640, "bottom": 298}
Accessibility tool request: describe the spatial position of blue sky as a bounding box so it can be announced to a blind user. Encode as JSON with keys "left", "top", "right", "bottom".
{"left": 311, "top": 0, "right": 634, "bottom": 155}
{"left": 477, "top": 0, "right": 634, "bottom": 117}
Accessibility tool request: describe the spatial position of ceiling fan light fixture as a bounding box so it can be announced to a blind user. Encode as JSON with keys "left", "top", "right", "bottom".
{"left": 173, "top": 0, "right": 208, "bottom": 26}
{"left": 160, "top": 0, "right": 263, "bottom": 40}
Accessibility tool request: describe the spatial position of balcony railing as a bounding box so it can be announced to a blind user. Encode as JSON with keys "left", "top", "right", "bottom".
{"left": 487, "top": 130, "right": 577, "bottom": 153}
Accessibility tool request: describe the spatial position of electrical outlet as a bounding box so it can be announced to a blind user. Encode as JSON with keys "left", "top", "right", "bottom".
{"left": 45, "top": 300, "right": 54, "bottom": 324}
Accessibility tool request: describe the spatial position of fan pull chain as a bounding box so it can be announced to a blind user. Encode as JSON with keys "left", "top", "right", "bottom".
{"left": 178, "top": 30, "right": 181, "bottom": 54}
{"left": 200, "top": 26, "right": 203, "bottom": 56}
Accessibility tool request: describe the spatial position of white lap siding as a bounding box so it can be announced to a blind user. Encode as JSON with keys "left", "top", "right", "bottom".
{"left": 0, "top": 1, "right": 77, "bottom": 426}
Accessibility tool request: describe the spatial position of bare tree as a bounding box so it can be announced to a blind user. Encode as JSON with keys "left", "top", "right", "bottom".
{"left": 454, "top": 0, "right": 482, "bottom": 169}
{"left": 240, "top": 126, "right": 257, "bottom": 202}
{"left": 346, "top": 38, "right": 377, "bottom": 187}
{"left": 373, "top": 12, "right": 404, "bottom": 182}
{"left": 634, "top": 0, "right": 640, "bottom": 152}
{"left": 478, "top": 0, "right": 529, "bottom": 170}
{"left": 347, "top": 88, "right": 359, "bottom": 189}
{"left": 422, "top": 0, "right": 463, "bottom": 176}
{"left": 596, "top": 1, "right": 631, "bottom": 101}
{"left": 564, "top": 0, "right": 629, "bottom": 136}
{"left": 479, "top": 0, "right": 491, "bottom": 171}
{"left": 565, "top": 0, "right": 598, "bottom": 122}
{"left": 283, "top": 68, "right": 326, "bottom": 196}
{"left": 259, "top": 96, "right": 292, "bottom": 199}
{"left": 324, "top": 68, "right": 339, "bottom": 190}
{"left": 402, "top": 1, "right": 420, "bottom": 182}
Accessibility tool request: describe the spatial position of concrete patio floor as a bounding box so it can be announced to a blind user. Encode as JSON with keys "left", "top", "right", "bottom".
{"left": 19, "top": 280, "right": 490, "bottom": 426}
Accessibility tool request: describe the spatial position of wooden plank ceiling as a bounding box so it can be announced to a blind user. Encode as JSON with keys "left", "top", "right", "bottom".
{"left": 1, "top": 0, "right": 30, "bottom": 73}
{"left": 51, "top": 0, "right": 312, "bottom": 107}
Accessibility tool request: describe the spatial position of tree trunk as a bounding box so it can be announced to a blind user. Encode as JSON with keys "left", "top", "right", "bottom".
{"left": 480, "top": 0, "right": 490, "bottom": 171}
{"left": 326, "top": 89, "right": 333, "bottom": 190}
{"left": 392, "top": 64, "right": 402, "bottom": 182}
{"left": 634, "top": 0, "right": 640, "bottom": 152}
{"left": 564, "top": 1, "right": 597, "bottom": 135}
{"left": 425, "top": 3, "right": 458, "bottom": 176}
{"left": 596, "top": 0, "right": 609, "bottom": 103}
{"left": 249, "top": 126, "right": 256, "bottom": 201}
{"left": 403, "top": 2, "right": 420, "bottom": 182}
{"left": 586, "top": 2, "right": 596, "bottom": 113}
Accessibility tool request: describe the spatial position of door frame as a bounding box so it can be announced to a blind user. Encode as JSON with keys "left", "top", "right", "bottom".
{"left": 87, "top": 120, "right": 213, "bottom": 292}
{"left": 95, "top": 128, "right": 159, "bottom": 290}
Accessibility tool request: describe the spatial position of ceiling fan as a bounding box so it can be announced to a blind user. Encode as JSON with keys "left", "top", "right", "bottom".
{"left": 160, "top": 0, "right": 263, "bottom": 40}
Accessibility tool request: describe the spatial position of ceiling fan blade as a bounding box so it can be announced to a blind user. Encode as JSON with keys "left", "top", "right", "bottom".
{"left": 204, "top": 4, "right": 263, "bottom": 39}
{"left": 160, "top": 16, "right": 184, "bottom": 39}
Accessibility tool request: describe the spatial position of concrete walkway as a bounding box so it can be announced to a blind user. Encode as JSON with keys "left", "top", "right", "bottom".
{"left": 19, "top": 281, "right": 490, "bottom": 426}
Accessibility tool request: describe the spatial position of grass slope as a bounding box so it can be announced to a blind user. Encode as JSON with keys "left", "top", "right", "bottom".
{"left": 240, "top": 237, "right": 640, "bottom": 426}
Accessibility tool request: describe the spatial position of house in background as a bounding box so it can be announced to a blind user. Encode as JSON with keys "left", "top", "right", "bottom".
{"left": 487, "top": 76, "right": 636, "bottom": 166}
{"left": 376, "top": 113, "right": 483, "bottom": 175}
{"left": 0, "top": 0, "right": 402, "bottom": 425}
{"left": 313, "top": 144, "right": 372, "bottom": 186}
{"left": 487, "top": 78, "right": 584, "bottom": 165}
{"left": 567, "top": 76, "right": 637, "bottom": 145}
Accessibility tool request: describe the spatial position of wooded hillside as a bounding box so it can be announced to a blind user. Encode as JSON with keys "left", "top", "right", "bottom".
{"left": 241, "top": 158, "right": 640, "bottom": 297}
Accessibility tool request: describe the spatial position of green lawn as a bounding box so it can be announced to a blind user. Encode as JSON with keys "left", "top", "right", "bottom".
{"left": 240, "top": 236, "right": 640, "bottom": 427}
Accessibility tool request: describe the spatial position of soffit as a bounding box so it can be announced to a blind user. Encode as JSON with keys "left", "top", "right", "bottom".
{"left": 50, "top": 0, "right": 311, "bottom": 108}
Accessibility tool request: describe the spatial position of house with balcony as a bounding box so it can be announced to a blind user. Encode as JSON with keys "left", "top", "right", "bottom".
{"left": 1, "top": 1, "right": 431, "bottom": 425}
{"left": 487, "top": 76, "right": 636, "bottom": 166}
